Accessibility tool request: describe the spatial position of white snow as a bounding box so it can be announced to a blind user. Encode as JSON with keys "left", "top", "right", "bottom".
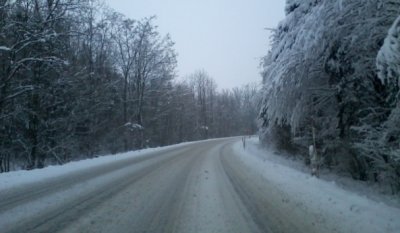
{"left": 0, "top": 141, "right": 198, "bottom": 191}
{"left": 337, "top": 0, "right": 343, "bottom": 11}
{"left": 124, "top": 122, "right": 144, "bottom": 131}
{"left": 2, "top": 137, "right": 400, "bottom": 233}
{"left": 0, "top": 137, "right": 230, "bottom": 191}
{"left": 0, "top": 137, "right": 233, "bottom": 232}
{"left": 0, "top": 46, "right": 11, "bottom": 51}
{"left": 233, "top": 137, "right": 400, "bottom": 233}
{"left": 377, "top": 15, "right": 400, "bottom": 86}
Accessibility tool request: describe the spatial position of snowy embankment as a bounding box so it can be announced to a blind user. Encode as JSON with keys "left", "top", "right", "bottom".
{"left": 0, "top": 140, "right": 200, "bottom": 191}
{"left": 234, "top": 137, "right": 400, "bottom": 233}
{"left": 0, "top": 137, "right": 233, "bottom": 191}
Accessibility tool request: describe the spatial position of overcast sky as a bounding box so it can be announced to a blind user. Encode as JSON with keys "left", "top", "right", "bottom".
{"left": 104, "top": 0, "right": 286, "bottom": 89}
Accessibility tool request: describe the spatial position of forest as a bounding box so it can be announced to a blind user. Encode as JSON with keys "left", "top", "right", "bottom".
{"left": 0, "top": 0, "right": 260, "bottom": 171}
{"left": 259, "top": 0, "right": 400, "bottom": 194}
{"left": 2, "top": 0, "right": 400, "bottom": 196}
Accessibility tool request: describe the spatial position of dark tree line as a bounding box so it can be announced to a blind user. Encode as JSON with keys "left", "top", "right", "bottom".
{"left": 0, "top": 0, "right": 260, "bottom": 172}
{"left": 259, "top": 0, "right": 400, "bottom": 193}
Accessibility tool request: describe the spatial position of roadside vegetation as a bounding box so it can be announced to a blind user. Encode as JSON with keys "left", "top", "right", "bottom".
{"left": 259, "top": 0, "right": 400, "bottom": 194}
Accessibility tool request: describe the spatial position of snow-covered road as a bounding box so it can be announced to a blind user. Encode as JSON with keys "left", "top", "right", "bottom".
{"left": 0, "top": 137, "right": 399, "bottom": 233}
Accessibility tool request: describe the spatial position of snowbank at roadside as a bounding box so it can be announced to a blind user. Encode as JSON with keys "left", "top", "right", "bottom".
{"left": 233, "top": 137, "right": 400, "bottom": 233}
{"left": 0, "top": 140, "right": 202, "bottom": 191}
{"left": 0, "top": 137, "right": 235, "bottom": 192}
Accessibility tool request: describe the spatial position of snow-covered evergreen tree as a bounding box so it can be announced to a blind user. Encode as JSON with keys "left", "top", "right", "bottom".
{"left": 371, "top": 16, "right": 400, "bottom": 192}
{"left": 259, "top": 0, "right": 400, "bottom": 185}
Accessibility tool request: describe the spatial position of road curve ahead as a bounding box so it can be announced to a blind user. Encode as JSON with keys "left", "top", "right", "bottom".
{"left": 1, "top": 138, "right": 284, "bottom": 233}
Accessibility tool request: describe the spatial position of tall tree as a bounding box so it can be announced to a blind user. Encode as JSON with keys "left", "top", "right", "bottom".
{"left": 259, "top": 0, "right": 400, "bottom": 183}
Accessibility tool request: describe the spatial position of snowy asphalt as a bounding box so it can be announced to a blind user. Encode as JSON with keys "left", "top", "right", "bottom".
{"left": 2, "top": 138, "right": 399, "bottom": 233}
{"left": 0, "top": 138, "right": 272, "bottom": 233}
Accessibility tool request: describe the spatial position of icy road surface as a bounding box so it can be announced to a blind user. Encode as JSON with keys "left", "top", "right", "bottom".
{"left": 0, "top": 137, "right": 399, "bottom": 233}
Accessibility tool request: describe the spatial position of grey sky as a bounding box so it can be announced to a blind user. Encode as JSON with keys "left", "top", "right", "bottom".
{"left": 104, "top": 0, "right": 286, "bottom": 89}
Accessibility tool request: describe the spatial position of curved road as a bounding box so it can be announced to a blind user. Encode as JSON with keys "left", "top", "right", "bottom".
{"left": 1, "top": 138, "right": 300, "bottom": 233}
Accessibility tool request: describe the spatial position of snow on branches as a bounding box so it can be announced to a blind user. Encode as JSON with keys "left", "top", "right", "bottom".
{"left": 260, "top": 0, "right": 400, "bottom": 190}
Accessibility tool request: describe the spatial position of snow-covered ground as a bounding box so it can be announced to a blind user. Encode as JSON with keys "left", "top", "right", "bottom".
{"left": 1, "top": 136, "right": 399, "bottom": 233}
{"left": 0, "top": 140, "right": 201, "bottom": 191}
{"left": 0, "top": 137, "right": 231, "bottom": 191}
{"left": 233, "top": 137, "right": 400, "bottom": 233}
{"left": 240, "top": 137, "right": 400, "bottom": 207}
